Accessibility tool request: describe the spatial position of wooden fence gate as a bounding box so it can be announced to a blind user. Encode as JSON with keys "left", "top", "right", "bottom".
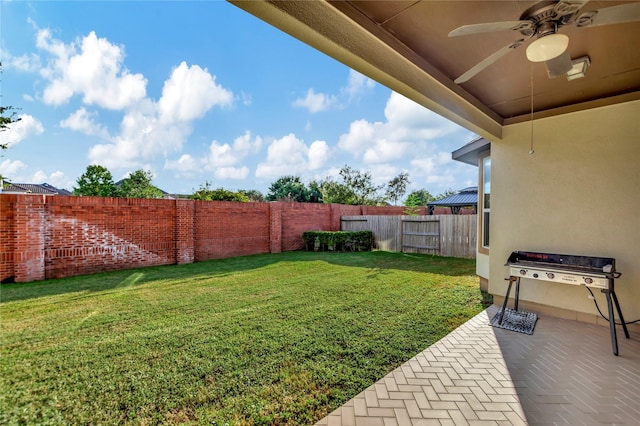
{"left": 401, "top": 218, "right": 440, "bottom": 255}
{"left": 341, "top": 215, "right": 476, "bottom": 259}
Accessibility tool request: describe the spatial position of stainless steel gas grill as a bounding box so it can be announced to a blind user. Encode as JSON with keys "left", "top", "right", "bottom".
{"left": 502, "top": 251, "right": 630, "bottom": 355}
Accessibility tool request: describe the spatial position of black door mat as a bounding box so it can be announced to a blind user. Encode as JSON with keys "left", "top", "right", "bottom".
{"left": 490, "top": 308, "right": 538, "bottom": 335}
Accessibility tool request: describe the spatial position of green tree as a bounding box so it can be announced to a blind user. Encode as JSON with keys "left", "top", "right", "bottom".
{"left": 307, "top": 180, "right": 323, "bottom": 203}
{"left": 319, "top": 179, "right": 356, "bottom": 205}
{"left": 73, "top": 165, "right": 120, "bottom": 197}
{"left": 318, "top": 166, "right": 385, "bottom": 205}
{"left": 385, "top": 172, "right": 410, "bottom": 205}
{"left": 239, "top": 189, "right": 265, "bottom": 202}
{"left": 118, "top": 169, "right": 163, "bottom": 199}
{"left": 0, "top": 105, "right": 21, "bottom": 151}
{"left": 191, "top": 182, "right": 249, "bottom": 202}
{"left": 404, "top": 189, "right": 435, "bottom": 207}
{"left": 266, "top": 176, "right": 310, "bottom": 202}
{"left": 340, "top": 165, "right": 384, "bottom": 205}
{"left": 435, "top": 188, "right": 457, "bottom": 200}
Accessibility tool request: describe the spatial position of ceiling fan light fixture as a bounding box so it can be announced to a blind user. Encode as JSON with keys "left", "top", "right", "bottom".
{"left": 525, "top": 33, "right": 569, "bottom": 62}
{"left": 545, "top": 51, "right": 573, "bottom": 78}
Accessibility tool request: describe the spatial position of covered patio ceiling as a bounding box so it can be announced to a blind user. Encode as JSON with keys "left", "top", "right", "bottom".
{"left": 230, "top": 1, "right": 640, "bottom": 140}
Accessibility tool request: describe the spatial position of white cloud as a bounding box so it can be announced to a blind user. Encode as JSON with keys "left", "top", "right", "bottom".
{"left": 343, "top": 69, "right": 375, "bottom": 101}
{"left": 164, "top": 131, "right": 260, "bottom": 181}
{"left": 215, "top": 166, "right": 250, "bottom": 180}
{"left": 158, "top": 61, "right": 233, "bottom": 122}
{"left": 338, "top": 93, "right": 462, "bottom": 165}
{"left": 240, "top": 91, "right": 252, "bottom": 106}
{"left": 383, "top": 92, "right": 459, "bottom": 137}
{"left": 338, "top": 119, "right": 377, "bottom": 156}
{"left": 337, "top": 91, "right": 476, "bottom": 194}
{"left": 5, "top": 52, "right": 41, "bottom": 72}
{"left": 308, "top": 140, "right": 330, "bottom": 170}
{"left": 0, "top": 159, "right": 27, "bottom": 178}
{"left": 0, "top": 46, "right": 40, "bottom": 72}
{"left": 411, "top": 152, "right": 449, "bottom": 176}
{"left": 202, "top": 131, "right": 262, "bottom": 178}
{"left": 60, "top": 108, "right": 109, "bottom": 138}
{"left": 165, "top": 154, "right": 198, "bottom": 173}
{"left": 411, "top": 151, "right": 474, "bottom": 190}
{"left": 89, "top": 108, "right": 191, "bottom": 169}
{"left": 0, "top": 114, "right": 44, "bottom": 147}
{"left": 88, "top": 63, "right": 234, "bottom": 170}
{"left": 255, "top": 133, "right": 329, "bottom": 179}
{"left": 24, "top": 170, "right": 73, "bottom": 189}
{"left": 293, "top": 70, "right": 374, "bottom": 114}
{"left": 37, "top": 29, "right": 147, "bottom": 109}
{"left": 232, "top": 131, "right": 263, "bottom": 156}
{"left": 292, "top": 88, "right": 337, "bottom": 113}
{"left": 362, "top": 138, "right": 410, "bottom": 164}
{"left": 0, "top": 161, "right": 72, "bottom": 190}
{"left": 256, "top": 134, "right": 307, "bottom": 178}
{"left": 338, "top": 119, "right": 411, "bottom": 164}
{"left": 48, "top": 171, "right": 72, "bottom": 188}
{"left": 370, "top": 163, "right": 403, "bottom": 185}
{"left": 31, "top": 170, "right": 48, "bottom": 183}
{"left": 207, "top": 141, "right": 238, "bottom": 168}
{"left": 26, "top": 29, "right": 234, "bottom": 171}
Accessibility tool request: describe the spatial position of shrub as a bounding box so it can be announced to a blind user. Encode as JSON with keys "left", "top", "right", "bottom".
{"left": 302, "top": 231, "right": 373, "bottom": 252}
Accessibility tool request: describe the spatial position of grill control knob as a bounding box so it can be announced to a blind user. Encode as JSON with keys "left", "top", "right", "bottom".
{"left": 533, "top": 273, "right": 539, "bottom": 278}
{"left": 520, "top": 269, "right": 527, "bottom": 275}
{"left": 546, "top": 272, "right": 555, "bottom": 279}
{"left": 584, "top": 277, "right": 593, "bottom": 285}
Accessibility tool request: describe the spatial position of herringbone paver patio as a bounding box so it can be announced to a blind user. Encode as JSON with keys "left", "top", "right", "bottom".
{"left": 317, "top": 304, "right": 640, "bottom": 425}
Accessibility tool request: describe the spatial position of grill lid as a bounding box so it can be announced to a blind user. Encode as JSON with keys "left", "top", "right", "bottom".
{"left": 506, "top": 251, "right": 616, "bottom": 273}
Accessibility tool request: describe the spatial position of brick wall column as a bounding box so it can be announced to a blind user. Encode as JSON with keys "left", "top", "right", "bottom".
{"left": 330, "top": 204, "right": 339, "bottom": 231}
{"left": 269, "top": 203, "right": 282, "bottom": 254}
{"left": 175, "top": 199, "right": 195, "bottom": 265}
{"left": 14, "top": 195, "right": 46, "bottom": 282}
{"left": 0, "top": 195, "right": 16, "bottom": 283}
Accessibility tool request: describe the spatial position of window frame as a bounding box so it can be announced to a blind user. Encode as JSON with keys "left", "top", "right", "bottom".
{"left": 478, "top": 154, "right": 490, "bottom": 254}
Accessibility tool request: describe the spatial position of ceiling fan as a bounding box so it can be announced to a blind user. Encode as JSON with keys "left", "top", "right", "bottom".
{"left": 449, "top": 0, "right": 640, "bottom": 84}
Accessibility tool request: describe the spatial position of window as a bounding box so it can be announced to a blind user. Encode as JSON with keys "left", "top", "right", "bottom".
{"left": 481, "top": 156, "right": 491, "bottom": 249}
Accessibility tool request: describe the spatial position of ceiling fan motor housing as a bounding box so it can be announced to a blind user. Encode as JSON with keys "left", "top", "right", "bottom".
{"left": 519, "top": 0, "right": 583, "bottom": 34}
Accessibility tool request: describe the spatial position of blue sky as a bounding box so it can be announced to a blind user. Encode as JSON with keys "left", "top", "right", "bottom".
{"left": 1, "top": 1, "right": 478, "bottom": 199}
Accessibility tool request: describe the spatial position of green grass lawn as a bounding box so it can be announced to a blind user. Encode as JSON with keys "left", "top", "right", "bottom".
{"left": 1, "top": 251, "right": 487, "bottom": 425}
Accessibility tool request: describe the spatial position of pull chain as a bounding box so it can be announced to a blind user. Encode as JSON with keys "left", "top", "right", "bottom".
{"left": 529, "top": 63, "right": 535, "bottom": 155}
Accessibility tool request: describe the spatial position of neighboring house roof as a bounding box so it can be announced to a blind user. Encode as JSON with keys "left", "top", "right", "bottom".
{"left": 429, "top": 187, "right": 478, "bottom": 207}
{"left": 1, "top": 182, "right": 72, "bottom": 196}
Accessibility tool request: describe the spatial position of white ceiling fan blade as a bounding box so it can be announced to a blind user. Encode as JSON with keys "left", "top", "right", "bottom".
{"left": 454, "top": 39, "right": 526, "bottom": 84}
{"left": 576, "top": 2, "right": 640, "bottom": 27}
{"left": 553, "top": 0, "right": 590, "bottom": 18}
{"left": 448, "top": 21, "right": 533, "bottom": 37}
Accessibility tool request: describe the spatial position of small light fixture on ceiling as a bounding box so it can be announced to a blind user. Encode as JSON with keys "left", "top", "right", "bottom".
{"left": 526, "top": 33, "right": 569, "bottom": 62}
{"left": 566, "top": 56, "right": 590, "bottom": 80}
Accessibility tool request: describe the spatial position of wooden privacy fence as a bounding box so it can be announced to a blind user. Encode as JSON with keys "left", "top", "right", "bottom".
{"left": 341, "top": 215, "right": 477, "bottom": 259}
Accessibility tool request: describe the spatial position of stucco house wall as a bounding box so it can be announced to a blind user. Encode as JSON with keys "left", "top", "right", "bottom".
{"left": 476, "top": 252, "right": 490, "bottom": 285}
{"left": 489, "top": 99, "right": 640, "bottom": 322}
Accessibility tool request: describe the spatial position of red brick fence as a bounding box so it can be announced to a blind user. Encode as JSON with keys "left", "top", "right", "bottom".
{"left": 0, "top": 195, "right": 424, "bottom": 283}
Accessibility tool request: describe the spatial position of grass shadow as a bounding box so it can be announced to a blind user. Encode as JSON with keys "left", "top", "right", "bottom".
{"left": 0, "top": 250, "right": 477, "bottom": 304}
